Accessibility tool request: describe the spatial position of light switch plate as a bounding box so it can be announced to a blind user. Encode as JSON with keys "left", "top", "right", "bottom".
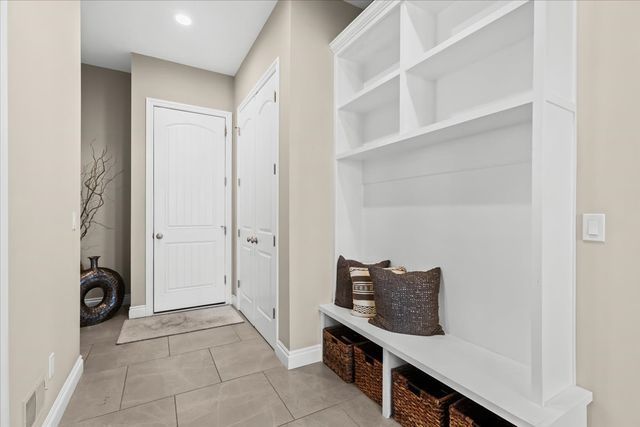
{"left": 582, "top": 213, "right": 605, "bottom": 242}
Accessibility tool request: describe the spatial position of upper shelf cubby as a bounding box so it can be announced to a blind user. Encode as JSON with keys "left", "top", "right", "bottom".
{"left": 405, "top": 1, "right": 533, "bottom": 79}
{"left": 401, "top": 1, "right": 533, "bottom": 131}
{"left": 335, "top": 5, "right": 401, "bottom": 105}
{"left": 402, "top": 1, "right": 524, "bottom": 60}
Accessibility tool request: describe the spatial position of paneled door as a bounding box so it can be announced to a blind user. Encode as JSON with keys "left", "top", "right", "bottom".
{"left": 237, "top": 68, "right": 278, "bottom": 348}
{"left": 153, "top": 106, "right": 227, "bottom": 312}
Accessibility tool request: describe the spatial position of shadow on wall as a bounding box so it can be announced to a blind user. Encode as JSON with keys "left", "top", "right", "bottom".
{"left": 81, "top": 63, "right": 132, "bottom": 295}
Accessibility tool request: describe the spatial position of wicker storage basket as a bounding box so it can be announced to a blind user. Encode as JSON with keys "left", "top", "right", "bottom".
{"left": 354, "top": 341, "right": 384, "bottom": 405}
{"left": 392, "top": 365, "right": 459, "bottom": 427}
{"left": 449, "top": 398, "right": 515, "bottom": 427}
{"left": 322, "top": 325, "right": 368, "bottom": 382}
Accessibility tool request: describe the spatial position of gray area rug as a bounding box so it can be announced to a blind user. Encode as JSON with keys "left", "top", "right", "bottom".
{"left": 117, "top": 305, "right": 244, "bottom": 344}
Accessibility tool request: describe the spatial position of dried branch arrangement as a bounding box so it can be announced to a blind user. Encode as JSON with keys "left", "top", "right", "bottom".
{"left": 80, "top": 143, "right": 120, "bottom": 240}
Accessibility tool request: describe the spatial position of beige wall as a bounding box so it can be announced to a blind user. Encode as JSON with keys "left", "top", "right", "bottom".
{"left": 81, "top": 64, "right": 131, "bottom": 293}
{"left": 234, "top": 0, "right": 293, "bottom": 347}
{"left": 287, "top": 0, "right": 360, "bottom": 349}
{"left": 130, "top": 54, "right": 234, "bottom": 306}
{"left": 234, "top": 0, "right": 359, "bottom": 349}
{"left": 8, "top": 2, "right": 81, "bottom": 426}
{"left": 576, "top": 2, "right": 640, "bottom": 425}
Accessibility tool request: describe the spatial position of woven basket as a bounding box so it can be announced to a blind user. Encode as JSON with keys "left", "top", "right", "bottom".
{"left": 322, "top": 326, "right": 367, "bottom": 382}
{"left": 449, "top": 398, "right": 515, "bottom": 427}
{"left": 354, "top": 342, "right": 384, "bottom": 405}
{"left": 392, "top": 365, "right": 458, "bottom": 427}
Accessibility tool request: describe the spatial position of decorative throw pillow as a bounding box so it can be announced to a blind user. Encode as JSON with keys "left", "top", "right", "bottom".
{"left": 368, "top": 267, "right": 444, "bottom": 336}
{"left": 350, "top": 266, "right": 406, "bottom": 318}
{"left": 335, "top": 256, "right": 391, "bottom": 309}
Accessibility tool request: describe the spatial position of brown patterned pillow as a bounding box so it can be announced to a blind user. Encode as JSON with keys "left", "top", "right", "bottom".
{"left": 350, "top": 266, "right": 406, "bottom": 318}
{"left": 334, "top": 256, "right": 390, "bottom": 309}
{"left": 368, "top": 267, "right": 444, "bottom": 336}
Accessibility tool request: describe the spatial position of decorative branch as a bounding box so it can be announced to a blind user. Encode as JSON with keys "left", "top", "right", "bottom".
{"left": 80, "top": 142, "right": 121, "bottom": 240}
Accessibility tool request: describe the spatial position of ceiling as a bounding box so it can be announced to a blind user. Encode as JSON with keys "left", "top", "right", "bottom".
{"left": 81, "top": 1, "right": 277, "bottom": 76}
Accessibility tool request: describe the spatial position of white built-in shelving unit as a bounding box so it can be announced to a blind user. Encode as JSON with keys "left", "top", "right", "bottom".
{"left": 322, "top": 1, "right": 592, "bottom": 426}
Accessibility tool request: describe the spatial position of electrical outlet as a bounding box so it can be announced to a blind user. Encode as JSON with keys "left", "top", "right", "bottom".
{"left": 48, "top": 353, "right": 55, "bottom": 380}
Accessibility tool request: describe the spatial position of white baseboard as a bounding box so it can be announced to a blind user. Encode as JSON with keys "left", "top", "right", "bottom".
{"left": 128, "top": 305, "right": 148, "bottom": 319}
{"left": 275, "top": 340, "right": 322, "bottom": 370}
{"left": 84, "top": 293, "right": 130, "bottom": 307}
{"left": 42, "top": 356, "right": 83, "bottom": 427}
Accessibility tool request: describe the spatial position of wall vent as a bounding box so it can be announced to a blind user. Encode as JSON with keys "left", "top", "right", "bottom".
{"left": 23, "top": 378, "right": 45, "bottom": 427}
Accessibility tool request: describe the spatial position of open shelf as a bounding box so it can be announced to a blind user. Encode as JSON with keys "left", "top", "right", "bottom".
{"left": 403, "top": 0, "right": 512, "bottom": 59}
{"left": 406, "top": 1, "right": 532, "bottom": 80}
{"left": 335, "top": 4, "right": 401, "bottom": 104}
{"left": 321, "top": 304, "right": 592, "bottom": 427}
{"left": 337, "top": 92, "right": 532, "bottom": 160}
{"left": 338, "top": 70, "right": 400, "bottom": 113}
{"left": 336, "top": 73, "right": 400, "bottom": 151}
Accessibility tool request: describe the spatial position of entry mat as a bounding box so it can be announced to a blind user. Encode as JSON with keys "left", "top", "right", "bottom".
{"left": 117, "top": 305, "right": 244, "bottom": 344}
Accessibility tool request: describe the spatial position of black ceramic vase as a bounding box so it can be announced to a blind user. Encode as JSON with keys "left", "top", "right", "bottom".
{"left": 80, "top": 256, "right": 125, "bottom": 327}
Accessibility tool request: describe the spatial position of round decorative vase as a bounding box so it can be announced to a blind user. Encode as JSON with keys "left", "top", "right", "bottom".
{"left": 80, "top": 256, "right": 125, "bottom": 327}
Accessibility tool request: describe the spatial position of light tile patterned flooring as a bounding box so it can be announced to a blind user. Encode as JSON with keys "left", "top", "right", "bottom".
{"left": 63, "top": 307, "right": 399, "bottom": 426}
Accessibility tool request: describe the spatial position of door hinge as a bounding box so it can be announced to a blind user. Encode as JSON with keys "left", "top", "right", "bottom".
{"left": 224, "top": 125, "right": 228, "bottom": 137}
{"left": 224, "top": 275, "right": 227, "bottom": 284}
{"left": 224, "top": 177, "right": 227, "bottom": 186}
{"left": 237, "top": 229, "right": 240, "bottom": 238}
{"left": 274, "top": 91, "right": 277, "bottom": 103}
{"left": 238, "top": 279, "right": 241, "bottom": 288}
{"left": 273, "top": 163, "right": 276, "bottom": 175}
{"left": 272, "top": 307, "right": 276, "bottom": 319}
{"left": 235, "top": 126, "right": 241, "bottom": 136}
{"left": 222, "top": 225, "right": 227, "bottom": 235}
{"left": 273, "top": 235, "right": 276, "bottom": 247}
{"left": 238, "top": 177, "right": 241, "bottom": 186}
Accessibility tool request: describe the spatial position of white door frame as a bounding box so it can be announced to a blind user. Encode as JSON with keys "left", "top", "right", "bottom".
{"left": 145, "top": 98, "right": 232, "bottom": 317}
{"left": 0, "top": 1, "right": 9, "bottom": 424}
{"left": 236, "top": 58, "right": 279, "bottom": 345}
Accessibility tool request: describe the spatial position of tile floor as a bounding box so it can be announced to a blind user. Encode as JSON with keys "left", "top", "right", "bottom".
{"left": 62, "top": 307, "right": 399, "bottom": 426}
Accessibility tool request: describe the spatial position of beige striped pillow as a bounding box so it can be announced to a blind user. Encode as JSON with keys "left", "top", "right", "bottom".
{"left": 350, "top": 266, "right": 406, "bottom": 318}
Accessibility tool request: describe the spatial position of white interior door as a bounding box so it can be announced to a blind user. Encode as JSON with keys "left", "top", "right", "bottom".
{"left": 153, "top": 106, "right": 227, "bottom": 312}
{"left": 237, "top": 70, "right": 278, "bottom": 347}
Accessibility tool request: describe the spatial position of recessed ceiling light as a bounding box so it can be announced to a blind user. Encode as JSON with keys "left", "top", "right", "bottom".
{"left": 175, "top": 14, "right": 192, "bottom": 26}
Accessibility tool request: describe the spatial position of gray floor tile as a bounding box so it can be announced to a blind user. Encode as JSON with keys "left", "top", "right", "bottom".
{"left": 84, "top": 338, "right": 169, "bottom": 373}
{"left": 121, "top": 349, "right": 220, "bottom": 409}
{"left": 285, "top": 406, "right": 358, "bottom": 427}
{"left": 169, "top": 326, "right": 239, "bottom": 355}
{"left": 210, "top": 338, "right": 281, "bottom": 381}
{"left": 264, "top": 363, "right": 360, "bottom": 419}
{"left": 232, "top": 322, "right": 260, "bottom": 340}
{"left": 175, "top": 372, "right": 292, "bottom": 427}
{"left": 60, "top": 366, "right": 127, "bottom": 424}
{"left": 80, "top": 308, "right": 128, "bottom": 346}
{"left": 339, "top": 395, "right": 399, "bottom": 426}
{"left": 69, "top": 397, "right": 177, "bottom": 426}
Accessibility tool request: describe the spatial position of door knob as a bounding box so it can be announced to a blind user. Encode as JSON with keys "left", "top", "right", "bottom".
{"left": 247, "top": 236, "right": 251, "bottom": 243}
{"left": 155, "top": 233, "right": 164, "bottom": 240}
{"left": 253, "top": 237, "right": 259, "bottom": 244}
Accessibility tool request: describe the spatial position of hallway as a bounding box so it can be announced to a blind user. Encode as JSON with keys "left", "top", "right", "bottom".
{"left": 62, "top": 308, "right": 398, "bottom": 426}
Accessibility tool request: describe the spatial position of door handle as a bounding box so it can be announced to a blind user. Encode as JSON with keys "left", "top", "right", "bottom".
{"left": 247, "top": 236, "right": 252, "bottom": 243}
{"left": 155, "top": 233, "right": 164, "bottom": 240}
{"left": 253, "top": 237, "right": 259, "bottom": 244}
